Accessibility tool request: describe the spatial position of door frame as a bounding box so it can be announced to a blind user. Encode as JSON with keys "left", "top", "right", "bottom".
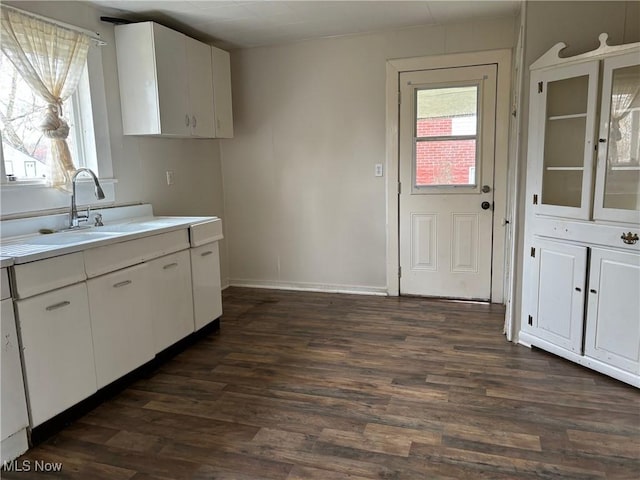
{"left": 386, "top": 49, "right": 513, "bottom": 302}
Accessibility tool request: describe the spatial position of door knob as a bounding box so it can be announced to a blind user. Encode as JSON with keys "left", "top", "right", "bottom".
{"left": 481, "top": 201, "right": 491, "bottom": 210}
{"left": 482, "top": 185, "right": 491, "bottom": 193}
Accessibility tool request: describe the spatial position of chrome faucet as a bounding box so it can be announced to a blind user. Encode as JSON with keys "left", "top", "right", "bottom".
{"left": 69, "top": 168, "right": 105, "bottom": 228}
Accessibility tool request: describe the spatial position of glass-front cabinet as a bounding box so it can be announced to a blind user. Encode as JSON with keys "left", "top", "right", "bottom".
{"left": 530, "top": 47, "right": 640, "bottom": 225}
{"left": 533, "top": 61, "right": 599, "bottom": 219}
{"left": 594, "top": 52, "right": 640, "bottom": 224}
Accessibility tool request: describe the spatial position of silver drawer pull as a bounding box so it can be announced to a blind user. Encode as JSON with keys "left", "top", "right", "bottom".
{"left": 200, "top": 251, "right": 213, "bottom": 257}
{"left": 113, "top": 280, "right": 132, "bottom": 288}
{"left": 45, "top": 301, "right": 70, "bottom": 311}
{"left": 163, "top": 262, "right": 178, "bottom": 270}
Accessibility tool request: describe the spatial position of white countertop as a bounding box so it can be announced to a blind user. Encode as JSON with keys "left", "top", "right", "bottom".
{"left": 0, "top": 215, "right": 219, "bottom": 265}
{"left": 0, "top": 256, "right": 14, "bottom": 268}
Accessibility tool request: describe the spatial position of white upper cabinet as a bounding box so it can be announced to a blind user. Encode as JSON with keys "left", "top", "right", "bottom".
{"left": 115, "top": 22, "right": 233, "bottom": 138}
{"left": 186, "top": 36, "right": 215, "bottom": 138}
{"left": 529, "top": 61, "right": 599, "bottom": 219}
{"left": 211, "top": 46, "right": 234, "bottom": 138}
{"left": 528, "top": 37, "right": 640, "bottom": 225}
{"left": 593, "top": 52, "right": 640, "bottom": 224}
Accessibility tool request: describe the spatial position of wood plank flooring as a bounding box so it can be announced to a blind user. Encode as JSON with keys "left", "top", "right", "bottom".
{"left": 5, "top": 287, "right": 639, "bottom": 479}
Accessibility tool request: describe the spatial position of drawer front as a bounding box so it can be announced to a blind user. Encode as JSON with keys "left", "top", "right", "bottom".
{"left": 1, "top": 268, "right": 10, "bottom": 301}
{"left": 190, "top": 219, "right": 223, "bottom": 247}
{"left": 15, "top": 283, "right": 97, "bottom": 427}
{"left": 13, "top": 252, "right": 86, "bottom": 299}
{"left": 84, "top": 229, "right": 189, "bottom": 278}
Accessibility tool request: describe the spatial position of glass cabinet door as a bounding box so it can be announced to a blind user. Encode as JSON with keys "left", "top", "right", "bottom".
{"left": 594, "top": 51, "right": 640, "bottom": 224}
{"left": 532, "top": 61, "right": 599, "bottom": 219}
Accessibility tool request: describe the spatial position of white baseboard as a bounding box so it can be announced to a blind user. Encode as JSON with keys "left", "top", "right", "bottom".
{"left": 228, "top": 278, "right": 388, "bottom": 296}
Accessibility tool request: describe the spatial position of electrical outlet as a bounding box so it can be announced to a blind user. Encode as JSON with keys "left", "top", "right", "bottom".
{"left": 375, "top": 164, "right": 383, "bottom": 177}
{"left": 166, "top": 170, "right": 174, "bottom": 185}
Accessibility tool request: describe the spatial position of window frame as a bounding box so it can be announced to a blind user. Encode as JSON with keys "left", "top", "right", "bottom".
{"left": 411, "top": 81, "right": 482, "bottom": 193}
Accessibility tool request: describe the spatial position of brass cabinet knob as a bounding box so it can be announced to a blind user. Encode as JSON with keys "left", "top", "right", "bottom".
{"left": 621, "top": 232, "right": 639, "bottom": 245}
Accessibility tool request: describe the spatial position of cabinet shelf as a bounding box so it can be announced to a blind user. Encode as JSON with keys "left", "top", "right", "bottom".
{"left": 610, "top": 165, "right": 640, "bottom": 171}
{"left": 545, "top": 166, "right": 584, "bottom": 171}
{"left": 548, "top": 113, "right": 588, "bottom": 121}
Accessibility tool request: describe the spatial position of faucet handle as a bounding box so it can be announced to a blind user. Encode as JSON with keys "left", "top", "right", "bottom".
{"left": 76, "top": 206, "right": 90, "bottom": 224}
{"left": 94, "top": 213, "right": 104, "bottom": 227}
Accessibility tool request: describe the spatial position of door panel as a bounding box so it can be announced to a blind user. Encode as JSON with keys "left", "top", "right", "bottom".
{"left": 585, "top": 248, "right": 640, "bottom": 374}
{"left": 411, "top": 214, "right": 437, "bottom": 270}
{"left": 399, "top": 64, "right": 496, "bottom": 299}
{"left": 531, "top": 240, "right": 587, "bottom": 353}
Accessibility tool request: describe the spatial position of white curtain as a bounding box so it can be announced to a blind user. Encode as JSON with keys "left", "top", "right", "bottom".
{"left": 609, "top": 69, "right": 640, "bottom": 165}
{"left": 0, "top": 7, "right": 90, "bottom": 188}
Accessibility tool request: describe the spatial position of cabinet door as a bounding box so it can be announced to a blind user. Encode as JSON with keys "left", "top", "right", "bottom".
{"left": 153, "top": 23, "right": 190, "bottom": 136}
{"left": 593, "top": 51, "right": 640, "bottom": 224}
{"left": 523, "top": 239, "right": 587, "bottom": 353}
{"left": 585, "top": 248, "right": 640, "bottom": 374}
{"left": 187, "top": 38, "right": 215, "bottom": 138}
{"left": 529, "top": 61, "right": 599, "bottom": 219}
{"left": 148, "top": 250, "right": 194, "bottom": 353}
{"left": 190, "top": 242, "right": 222, "bottom": 330}
{"left": 212, "top": 46, "right": 234, "bottom": 138}
{"left": 15, "top": 283, "right": 96, "bottom": 427}
{"left": 87, "top": 263, "right": 154, "bottom": 389}
{"left": 1, "top": 299, "right": 28, "bottom": 439}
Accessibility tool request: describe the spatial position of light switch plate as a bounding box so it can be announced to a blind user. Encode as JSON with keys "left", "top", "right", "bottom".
{"left": 375, "top": 164, "right": 383, "bottom": 177}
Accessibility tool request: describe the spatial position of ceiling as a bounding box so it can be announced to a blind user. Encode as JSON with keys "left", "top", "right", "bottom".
{"left": 89, "top": 1, "right": 521, "bottom": 49}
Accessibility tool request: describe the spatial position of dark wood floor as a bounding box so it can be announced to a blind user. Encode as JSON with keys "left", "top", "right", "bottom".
{"left": 5, "top": 287, "right": 639, "bottom": 479}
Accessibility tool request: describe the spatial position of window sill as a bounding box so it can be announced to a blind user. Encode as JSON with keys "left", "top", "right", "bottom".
{"left": 1, "top": 178, "right": 118, "bottom": 189}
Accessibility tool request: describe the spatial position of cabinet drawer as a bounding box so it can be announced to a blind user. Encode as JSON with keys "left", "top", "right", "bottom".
{"left": 84, "top": 229, "right": 189, "bottom": 278}
{"left": 15, "top": 283, "right": 96, "bottom": 427}
{"left": 190, "top": 218, "right": 223, "bottom": 247}
{"left": 13, "top": 253, "right": 86, "bottom": 299}
{"left": 1, "top": 268, "right": 10, "bottom": 301}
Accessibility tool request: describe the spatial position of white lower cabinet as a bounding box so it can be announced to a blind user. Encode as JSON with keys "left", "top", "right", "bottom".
{"left": 4, "top": 220, "right": 224, "bottom": 443}
{"left": 87, "top": 263, "right": 154, "bottom": 389}
{"left": 1, "top": 297, "right": 29, "bottom": 461}
{"left": 585, "top": 248, "right": 640, "bottom": 375}
{"left": 522, "top": 240, "right": 640, "bottom": 386}
{"left": 191, "top": 242, "right": 222, "bottom": 330}
{"left": 524, "top": 239, "right": 587, "bottom": 353}
{"left": 149, "top": 250, "right": 194, "bottom": 353}
{"left": 15, "top": 283, "right": 97, "bottom": 426}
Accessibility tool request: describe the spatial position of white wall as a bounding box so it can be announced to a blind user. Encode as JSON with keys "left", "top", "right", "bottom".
{"left": 511, "top": 0, "right": 640, "bottom": 339}
{"left": 221, "top": 17, "right": 517, "bottom": 293}
{"left": 1, "top": 1, "right": 229, "bottom": 283}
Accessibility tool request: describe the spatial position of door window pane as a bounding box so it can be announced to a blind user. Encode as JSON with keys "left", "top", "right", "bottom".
{"left": 414, "top": 86, "right": 478, "bottom": 187}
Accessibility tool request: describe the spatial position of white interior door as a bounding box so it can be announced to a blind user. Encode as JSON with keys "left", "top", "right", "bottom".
{"left": 399, "top": 65, "right": 497, "bottom": 300}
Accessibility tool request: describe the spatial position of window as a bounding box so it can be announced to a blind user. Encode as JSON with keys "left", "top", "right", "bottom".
{"left": 0, "top": 50, "right": 95, "bottom": 183}
{"left": 413, "top": 85, "right": 479, "bottom": 187}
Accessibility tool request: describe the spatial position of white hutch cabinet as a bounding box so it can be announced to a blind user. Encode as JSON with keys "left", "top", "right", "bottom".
{"left": 520, "top": 34, "right": 640, "bottom": 387}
